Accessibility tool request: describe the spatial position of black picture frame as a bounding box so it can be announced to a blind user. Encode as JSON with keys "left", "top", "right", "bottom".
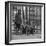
{"left": 5, "top": 1, "right": 45, "bottom": 45}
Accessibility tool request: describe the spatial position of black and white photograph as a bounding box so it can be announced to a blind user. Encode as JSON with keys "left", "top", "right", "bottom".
{"left": 5, "top": 1, "right": 45, "bottom": 44}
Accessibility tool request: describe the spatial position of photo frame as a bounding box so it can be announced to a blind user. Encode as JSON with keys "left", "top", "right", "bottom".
{"left": 5, "top": 1, "right": 45, "bottom": 45}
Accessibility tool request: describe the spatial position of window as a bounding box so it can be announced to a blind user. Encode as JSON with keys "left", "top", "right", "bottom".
{"left": 11, "top": 6, "right": 41, "bottom": 35}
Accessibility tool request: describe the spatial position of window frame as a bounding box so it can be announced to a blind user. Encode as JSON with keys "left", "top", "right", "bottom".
{"left": 5, "top": 1, "right": 45, "bottom": 45}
